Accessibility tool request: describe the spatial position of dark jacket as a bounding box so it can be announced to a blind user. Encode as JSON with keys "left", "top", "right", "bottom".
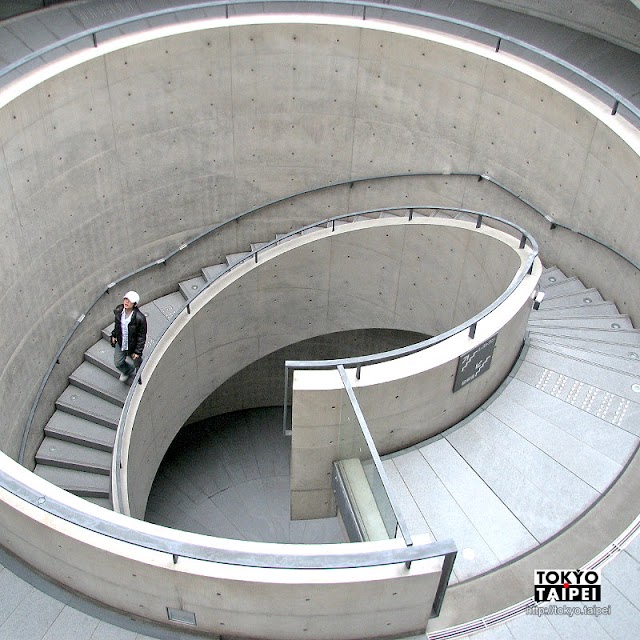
{"left": 111, "top": 305, "right": 147, "bottom": 357}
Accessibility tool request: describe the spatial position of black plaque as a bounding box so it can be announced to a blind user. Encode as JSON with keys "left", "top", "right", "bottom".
{"left": 453, "top": 335, "right": 498, "bottom": 392}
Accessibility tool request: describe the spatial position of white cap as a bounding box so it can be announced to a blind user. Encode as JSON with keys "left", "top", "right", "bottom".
{"left": 123, "top": 291, "right": 140, "bottom": 305}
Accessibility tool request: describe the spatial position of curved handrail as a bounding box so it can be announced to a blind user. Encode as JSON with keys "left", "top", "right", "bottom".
{"left": 21, "top": 167, "right": 639, "bottom": 466}
{"left": 112, "top": 205, "right": 537, "bottom": 514}
{"left": 13, "top": 2, "right": 640, "bottom": 462}
{"left": 0, "top": 1, "right": 638, "bottom": 125}
{"left": 0, "top": 459, "right": 455, "bottom": 569}
{"left": 284, "top": 209, "right": 537, "bottom": 373}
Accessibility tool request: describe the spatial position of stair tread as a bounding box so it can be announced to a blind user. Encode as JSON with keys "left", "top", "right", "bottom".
{"left": 527, "top": 337, "right": 640, "bottom": 377}
{"left": 34, "top": 465, "right": 110, "bottom": 498}
{"left": 202, "top": 263, "right": 228, "bottom": 282}
{"left": 85, "top": 339, "right": 119, "bottom": 376}
{"left": 36, "top": 437, "right": 111, "bottom": 474}
{"left": 178, "top": 275, "right": 207, "bottom": 301}
{"left": 226, "top": 251, "right": 251, "bottom": 266}
{"left": 537, "top": 288, "right": 604, "bottom": 309}
{"left": 69, "top": 361, "right": 127, "bottom": 406}
{"left": 527, "top": 334, "right": 640, "bottom": 359}
{"left": 531, "top": 301, "right": 619, "bottom": 319}
{"left": 529, "top": 326, "right": 640, "bottom": 347}
{"left": 56, "top": 385, "right": 122, "bottom": 428}
{"left": 44, "top": 411, "right": 116, "bottom": 450}
{"left": 539, "top": 266, "right": 568, "bottom": 288}
{"left": 528, "top": 315, "right": 633, "bottom": 330}
{"left": 151, "top": 291, "right": 186, "bottom": 322}
{"left": 539, "top": 276, "right": 586, "bottom": 296}
{"left": 521, "top": 345, "right": 640, "bottom": 403}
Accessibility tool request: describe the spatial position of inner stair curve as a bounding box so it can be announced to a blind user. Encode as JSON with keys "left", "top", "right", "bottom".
{"left": 33, "top": 221, "right": 638, "bottom": 535}
{"left": 384, "top": 265, "right": 640, "bottom": 585}
{"left": 33, "top": 211, "right": 475, "bottom": 509}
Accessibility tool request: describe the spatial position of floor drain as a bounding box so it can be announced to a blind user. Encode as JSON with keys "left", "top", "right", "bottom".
{"left": 548, "top": 276, "right": 556, "bottom": 282}
{"left": 583, "top": 297, "right": 592, "bottom": 303}
{"left": 633, "top": 384, "right": 640, "bottom": 393}
{"left": 612, "top": 323, "right": 621, "bottom": 329}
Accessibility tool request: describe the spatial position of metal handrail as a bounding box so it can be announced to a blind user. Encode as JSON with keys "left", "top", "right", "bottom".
{"left": 1, "top": 1, "right": 638, "bottom": 125}
{"left": 111, "top": 203, "right": 537, "bottom": 511}
{"left": 281, "top": 206, "right": 537, "bottom": 431}
{"left": 337, "top": 364, "right": 413, "bottom": 548}
{"left": 0, "top": 460, "right": 455, "bottom": 569}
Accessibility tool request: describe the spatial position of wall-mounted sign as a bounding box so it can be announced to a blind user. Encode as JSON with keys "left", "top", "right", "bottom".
{"left": 453, "top": 334, "right": 498, "bottom": 392}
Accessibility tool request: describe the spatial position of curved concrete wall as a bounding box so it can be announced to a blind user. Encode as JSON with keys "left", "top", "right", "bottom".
{"left": 1, "top": 19, "right": 639, "bottom": 465}
{"left": 0, "top": 454, "right": 444, "bottom": 640}
{"left": 122, "top": 218, "right": 528, "bottom": 520}
{"left": 0, "top": 11, "right": 638, "bottom": 640}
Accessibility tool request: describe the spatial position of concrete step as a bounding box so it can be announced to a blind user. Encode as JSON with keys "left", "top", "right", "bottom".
{"left": 152, "top": 291, "right": 186, "bottom": 323}
{"left": 530, "top": 301, "right": 620, "bottom": 319}
{"left": 84, "top": 339, "right": 119, "bottom": 376}
{"left": 528, "top": 315, "right": 633, "bottom": 330}
{"left": 526, "top": 333, "right": 640, "bottom": 359}
{"left": 226, "top": 251, "right": 252, "bottom": 266}
{"left": 453, "top": 212, "right": 476, "bottom": 223}
{"left": 33, "top": 465, "right": 110, "bottom": 498}
{"left": 539, "top": 276, "right": 586, "bottom": 297}
{"left": 485, "top": 393, "right": 624, "bottom": 494}
{"left": 178, "top": 275, "right": 207, "bottom": 301}
{"left": 44, "top": 411, "right": 116, "bottom": 452}
{"left": 537, "top": 288, "right": 604, "bottom": 309}
{"left": 352, "top": 213, "right": 380, "bottom": 222}
{"left": 202, "top": 263, "right": 228, "bottom": 282}
{"left": 378, "top": 211, "right": 406, "bottom": 218}
{"left": 275, "top": 232, "right": 300, "bottom": 243}
{"left": 528, "top": 326, "right": 640, "bottom": 347}
{"left": 250, "top": 241, "right": 271, "bottom": 252}
{"left": 444, "top": 411, "right": 599, "bottom": 542}
{"left": 520, "top": 345, "right": 640, "bottom": 404}
{"left": 69, "top": 361, "right": 128, "bottom": 406}
{"left": 386, "top": 439, "right": 537, "bottom": 581}
{"left": 36, "top": 438, "right": 112, "bottom": 475}
{"left": 495, "top": 377, "right": 639, "bottom": 466}
{"left": 527, "top": 337, "right": 640, "bottom": 377}
{"left": 56, "top": 386, "right": 121, "bottom": 429}
{"left": 539, "top": 266, "right": 568, "bottom": 288}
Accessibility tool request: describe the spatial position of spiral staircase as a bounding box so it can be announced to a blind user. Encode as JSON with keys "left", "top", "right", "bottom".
{"left": 1, "top": 1, "right": 640, "bottom": 639}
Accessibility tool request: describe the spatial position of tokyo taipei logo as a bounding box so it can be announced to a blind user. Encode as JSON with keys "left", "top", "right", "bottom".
{"left": 534, "top": 570, "right": 601, "bottom": 602}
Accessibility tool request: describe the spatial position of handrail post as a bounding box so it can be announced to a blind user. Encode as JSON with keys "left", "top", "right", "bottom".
{"left": 469, "top": 322, "right": 477, "bottom": 338}
{"left": 430, "top": 548, "right": 457, "bottom": 617}
{"left": 495, "top": 37, "right": 502, "bottom": 52}
{"left": 408, "top": 208, "right": 413, "bottom": 221}
{"left": 283, "top": 366, "right": 291, "bottom": 435}
{"left": 476, "top": 214, "right": 483, "bottom": 228}
{"left": 612, "top": 100, "right": 619, "bottom": 116}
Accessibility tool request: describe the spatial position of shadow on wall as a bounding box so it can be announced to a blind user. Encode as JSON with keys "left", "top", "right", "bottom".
{"left": 187, "top": 328, "right": 430, "bottom": 423}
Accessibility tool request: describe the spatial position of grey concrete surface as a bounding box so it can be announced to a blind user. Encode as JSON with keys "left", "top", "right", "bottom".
{"left": 0, "top": 3, "right": 638, "bottom": 640}
{"left": 0, "top": 0, "right": 639, "bottom": 469}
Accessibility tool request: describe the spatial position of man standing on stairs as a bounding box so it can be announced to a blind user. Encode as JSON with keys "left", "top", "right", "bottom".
{"left": 110, "top": 291, "right": 147, "bottom": 382}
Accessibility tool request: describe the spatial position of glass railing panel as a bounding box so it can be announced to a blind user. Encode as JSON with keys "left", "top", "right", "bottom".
{"left": 336, "top": 365, "right": 411, "bottom": 544}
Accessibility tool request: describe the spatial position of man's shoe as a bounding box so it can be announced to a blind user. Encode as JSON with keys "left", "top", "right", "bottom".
{"left": 119, "top": 373, "right": 129, "bottom": 382}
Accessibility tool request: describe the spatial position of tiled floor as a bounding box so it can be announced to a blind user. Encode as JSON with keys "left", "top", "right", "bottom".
{"left": 145, "top": 406, "right": 345, "bottom": 544}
